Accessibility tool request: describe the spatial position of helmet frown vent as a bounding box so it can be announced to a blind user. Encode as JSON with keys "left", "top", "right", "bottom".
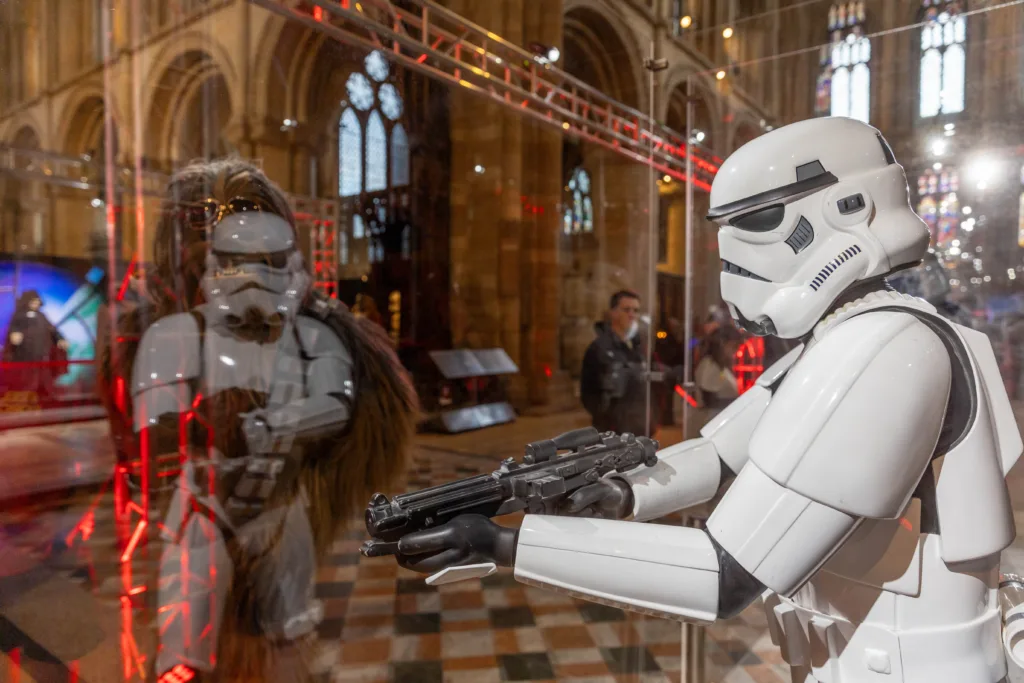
{"left": 809, "top": 244, "right": 862, "bottom": 292}
{"left": 785, "top": 217, "right": 814, "bottom": 254}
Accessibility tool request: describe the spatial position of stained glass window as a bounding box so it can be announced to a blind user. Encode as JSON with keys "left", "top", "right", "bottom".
{"left": 365, "top": 50, "right": 390, "bottom": 82}
{"left": 339, "top": 108, "right": 362, "bottom": 197}
{"left": 340, "top": 230, "right": 349, "bottom": 265}
{"left": 346, "top": 73, "right": 374, "bottom": 111}
{"left": 338, "top": 50, "right": 409, "bottom": 258}
{"left": 379, "top": 84, "right": 403, "bottom": 121}
{"left": 919, "top": 1, "right": 966, "bottom": 118}
{"left": 391, "top": 123, "right": 410, "bottom": 187}
{"left": 564, "top": 167, "right": 594, "bottom": 235}
{"left": 917, "top": 168, "right": 960, "bottom": 249}
{"left": 817, "top": 2, "right": 870, "bottom": 123}
{"left": 366, "top": 108, "right": 388, "bottom": 192}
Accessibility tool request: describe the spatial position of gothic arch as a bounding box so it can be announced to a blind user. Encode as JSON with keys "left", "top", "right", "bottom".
{"left": 59, "top": 85, "right": 121, "bottom": 158}
{"left": 664, "top": 77, "right": 721, "bottom": 155}
{"left": 253, "top": 15, "right": 325, "bottom": 129}
{"left": 142, "top": 31, "right": 239, "bottom": 161}
{"left": 10, "top": 125, "right": 40, "bottom": 149}
{"left": 2, "top": 114, "right": 44, "bottom": 148}
{"left": 562, "top": 0, "right": 645, "bottom": 110}
{"left": 145, "top": 48, "right": 233, "bottom": 163}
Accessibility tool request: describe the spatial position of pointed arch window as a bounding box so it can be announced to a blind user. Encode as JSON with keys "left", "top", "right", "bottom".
{"left": 339, "top": 108, "right": 362, "bottom": 197}
{"left": 563, "top": 167, "right": 594, "bottom": 235}
{"left": 391, "top": 123, "right": 410, "bottom": 187}
{"left": 919, "top": 0, "right": 966, "bottom": 118}
{"left": 337, "top": 50, "right": 411, "bottom": 263}
{"left": 366, "top": 111, "right": 387, "bottom": 192}
{"left": 917, "top": 168, "right": 960, "bottom": 250}
{"left": 816, "top": 2, "right": 870, "bottom": 123}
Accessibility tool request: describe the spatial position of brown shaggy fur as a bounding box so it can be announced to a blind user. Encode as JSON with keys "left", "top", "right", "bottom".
{"left": 95, "top": 159, "right": 417, "bottom": 682}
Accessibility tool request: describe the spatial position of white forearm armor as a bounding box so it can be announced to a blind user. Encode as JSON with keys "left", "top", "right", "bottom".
{"left": 611, "top": 344, "right": 801, "bottom": 521}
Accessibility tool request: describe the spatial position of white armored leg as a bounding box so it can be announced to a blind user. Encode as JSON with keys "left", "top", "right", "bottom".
{"left": 156, "top": 488, "right": 234, "bottom": 676}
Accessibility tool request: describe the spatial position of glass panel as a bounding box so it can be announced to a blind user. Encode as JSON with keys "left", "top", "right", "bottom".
{"left": 339, "top": 107, "right": 363, "bottom": 197}
{"left": 954, "top": 15, "right": 966, "bottom": 43}
{"left": 830, "top": 66, "right": 851, "bottom": 117}
{"left": 365, "top": 110, "right": 388, "bottom": 192}
{"left": 920, "top": 48, "right": 942, "bottom": 117}
{"left": 346, "top": 72, "right": 375, "bottom": 111}
{"left": 941, "top": 43, "right": 966, "bottom": 114}
{"left": 850, "top": 62, "right": 870, "bottom": 123}
{"left": 391, "top": 122, "right": 410, "bottom": 187}
{"left": 8, "top": 2, "right": 1024, "bottom": 683}
{"left": 364, "top": 50, "right": 390, "bottom": 82}
{"left": 379, "top": 83, "right": 404, "bottom": 121}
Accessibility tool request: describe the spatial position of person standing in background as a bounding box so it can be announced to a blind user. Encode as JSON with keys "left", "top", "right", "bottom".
{"left": 695, "top": 326, "right": 743, "bottom": 411}
{"left": 580, "top": 290, "right": 655, "bottom": 436}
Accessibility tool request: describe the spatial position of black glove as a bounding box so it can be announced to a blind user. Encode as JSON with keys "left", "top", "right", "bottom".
{"left": 559, "top": 478, "right": 633, "bottom": 519}
{"left": 396, "top": 514, "right": 518, "bottom": 573}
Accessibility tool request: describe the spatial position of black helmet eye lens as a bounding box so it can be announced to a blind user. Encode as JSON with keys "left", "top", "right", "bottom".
{"left": 730, "top": 203, "right": 786, "bottom": 232}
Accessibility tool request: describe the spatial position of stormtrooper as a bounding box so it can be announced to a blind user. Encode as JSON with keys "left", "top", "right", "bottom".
{"left": 391, "top": 117, "right": 1024, "bottom": 683}
{"left": 130, "top": 199, "right": 355, "bottom": 680}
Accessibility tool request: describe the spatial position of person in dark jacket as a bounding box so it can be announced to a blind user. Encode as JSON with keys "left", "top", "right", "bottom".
{"left": 580, "top": 290, "right": 658, "bottom": 436}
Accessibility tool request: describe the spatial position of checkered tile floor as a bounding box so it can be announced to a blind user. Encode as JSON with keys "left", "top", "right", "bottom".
{"left": 0, "top": 441, "right": 788, "bottom": 683}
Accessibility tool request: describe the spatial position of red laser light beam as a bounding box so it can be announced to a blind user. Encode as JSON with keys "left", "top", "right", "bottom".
{"left": 120, "top": 520, "right": 148, "bottom": 563}
{"left": 674, "top": 385, "right": 698, "bottom": 407}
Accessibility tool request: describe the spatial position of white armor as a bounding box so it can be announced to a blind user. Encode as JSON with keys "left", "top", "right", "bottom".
{"left": 506, "top": 118, "right": 1023, "bottom": 682}
{"left": 131, "top": 208, "right": 354, "bottom": 677}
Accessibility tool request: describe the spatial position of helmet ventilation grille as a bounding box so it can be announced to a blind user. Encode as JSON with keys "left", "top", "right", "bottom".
{"left": 809, "top": 244, "right": 862, "bottom": 292}
{"left": 785, "top": 216, "right": 814, "bottom": 253}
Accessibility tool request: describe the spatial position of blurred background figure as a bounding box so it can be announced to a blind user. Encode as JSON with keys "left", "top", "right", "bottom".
{"left": 351, "top": 292, "right": 383, "bottom": 326}
{"left": 580, "top": 289, "right": 652, "bottom": 436}
{"left": 695, "top": 326, "right": 742, "bottom": 412}
{"left": 2, "top": 289, "right": 69, "bottom": 401}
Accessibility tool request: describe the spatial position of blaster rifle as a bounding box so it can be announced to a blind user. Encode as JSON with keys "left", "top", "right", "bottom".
{"left": 360, "top": 428, "right": 659, "bottom": 558}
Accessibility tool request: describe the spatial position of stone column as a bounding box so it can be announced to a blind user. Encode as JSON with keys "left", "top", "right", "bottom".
{"left": 517, "top": 0, "right": 564, "bottom": 407}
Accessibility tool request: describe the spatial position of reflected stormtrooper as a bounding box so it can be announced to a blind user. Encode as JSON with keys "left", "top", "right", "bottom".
{"left": 131, "top": 202, "right": 354, "bottom": 679}
{"left": 392, "top": 117, "right": 1023, "bottom": 683}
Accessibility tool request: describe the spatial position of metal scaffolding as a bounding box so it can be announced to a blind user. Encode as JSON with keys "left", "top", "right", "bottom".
{"left": 250, "top": 0, "right": 721, "bottom": 191}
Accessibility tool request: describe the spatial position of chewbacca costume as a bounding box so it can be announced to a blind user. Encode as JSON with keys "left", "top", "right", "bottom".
{"left": 95, "top": 160, "right": 418, "bottom": 682}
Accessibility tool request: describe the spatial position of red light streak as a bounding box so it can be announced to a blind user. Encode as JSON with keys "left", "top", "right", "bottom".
{"left": 120, "top": 520, "right": 147, "bottom": 563}
{"left": 158, "top": 664, "right": 196, "bottom": 683}
{"left": 10, "top": 647, "right": 20, "bottom": 683}
{"left": 674, "top": 385, "right": 698, "bottom": 407}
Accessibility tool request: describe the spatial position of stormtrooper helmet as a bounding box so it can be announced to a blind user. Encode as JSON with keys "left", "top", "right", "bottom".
{"left": 707, "top": 116, "right": 929, "bottom": 339}
{"left": 200, "top": 203, "right": 310, "bottom": 326}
